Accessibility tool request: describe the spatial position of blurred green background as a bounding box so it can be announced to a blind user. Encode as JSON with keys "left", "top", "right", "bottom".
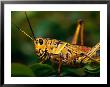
{"left": 11, "top": 11, "right": 100, "bottom": 77}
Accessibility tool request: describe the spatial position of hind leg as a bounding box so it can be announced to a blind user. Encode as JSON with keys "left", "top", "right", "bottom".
{"left": 71, "top": 19, "right": 84, "bottom": 45}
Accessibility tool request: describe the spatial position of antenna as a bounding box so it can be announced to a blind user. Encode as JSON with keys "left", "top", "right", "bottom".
{"left": 25, "top": 12, "right": 36, "bottom": 40}
{"left": 15, "top": 24, "right": 33, "bottom": 40}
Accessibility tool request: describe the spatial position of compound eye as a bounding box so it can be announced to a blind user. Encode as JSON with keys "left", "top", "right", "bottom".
{"left": 39, "top": 39, "right": 43, "bottom": 45}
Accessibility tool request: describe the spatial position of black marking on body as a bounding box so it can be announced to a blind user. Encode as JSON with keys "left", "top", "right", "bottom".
{"left": 73, "top": 58, "right": 77, "bottom": 64}
{"left": 55, "top": 40, "right": 64, "bottom": 46}
{"left": 66, "top": 53, "right": 68, "bottom": 58}
{"left": 39, "top": 49, "right": 48, "bottom": 60}
{"left": 80, "top": 56, "right": 86, "bottom": 64}
{"left": 80, "top": 53, "right": 85, "bottom": 56}
{"left": 68, "top": 49, "right": 72, "bottom": 54}
{"left": 50, "top": 40, "right": 52, "bottom": 45}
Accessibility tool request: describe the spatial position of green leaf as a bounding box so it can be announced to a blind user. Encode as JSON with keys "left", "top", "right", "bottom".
{"left": 11, "top": 63, "right": 35, "bottom": 77}
{"left": 30, "top": 63, "right": 55, "bottom": 76}
{"left": 84, "top": 64, "right": 100, "bottom": 74}
{"left": 61, "top": 66, "right": 86, "bottom": 76}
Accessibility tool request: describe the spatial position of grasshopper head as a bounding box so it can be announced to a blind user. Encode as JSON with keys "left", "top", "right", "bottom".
{"left": 34, "top": 38, "right": 47, "bottom": 56}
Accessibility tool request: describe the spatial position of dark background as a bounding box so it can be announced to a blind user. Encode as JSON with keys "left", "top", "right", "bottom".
{"left": 11, "top": 11, "right": 100, "bottom": 77}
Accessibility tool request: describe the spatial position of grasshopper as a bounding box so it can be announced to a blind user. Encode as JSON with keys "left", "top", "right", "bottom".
{"left": 14, "top": 12, "right": 100, "bottom": 75}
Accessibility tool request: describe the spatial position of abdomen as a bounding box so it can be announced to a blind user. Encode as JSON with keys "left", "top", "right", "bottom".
{"left": 60, "top": 43, "right": 91, "bottom": 65}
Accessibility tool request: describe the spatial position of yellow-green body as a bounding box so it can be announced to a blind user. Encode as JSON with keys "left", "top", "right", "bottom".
{"left": 34, "top": 38, "right": 100, "bottom": 66}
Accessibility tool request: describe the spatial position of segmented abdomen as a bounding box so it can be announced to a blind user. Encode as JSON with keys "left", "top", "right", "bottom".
{"left": 60, "top": 43, "right": 92, "bottom": 65}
